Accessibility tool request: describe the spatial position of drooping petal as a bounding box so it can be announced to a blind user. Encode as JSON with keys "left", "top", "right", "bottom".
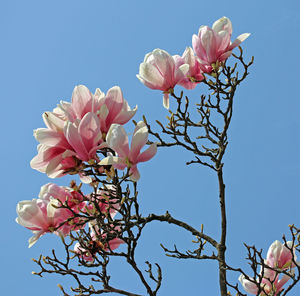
{"left": 218, "top": 51, "right": 232, "bottom": 62}
{"left": 28, "top": 231, "right": 44, "bottom": 248}
{"left": 137, "top": 143, "right": 157, "bottom": 163}
{"left": 113, "top": 100, "right": 138, "bottom": 126}
{"left": 30, "top": 145, "right": 65, "bottom": 173}
{"left": 34, "top": 128, "right": 70, "bottom": 150}
{"left": 229, "top": 33, "right": 251, "bottom": 50}
{"left": 163, "top": 93, "right": 169, "bottom": 109}
{"left": 45, "top": 153, "right": 67, "bottom": 178}
{"left": 129, "top": 165, "right": 140, "bottom": 181}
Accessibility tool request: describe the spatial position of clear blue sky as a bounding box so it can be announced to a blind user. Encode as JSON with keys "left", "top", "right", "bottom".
{"left": 1, "top": 0, "right": 300, "bottom": 295}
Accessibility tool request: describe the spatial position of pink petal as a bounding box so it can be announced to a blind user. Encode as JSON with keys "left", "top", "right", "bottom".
{"left": 34, "top": 128, "right": 71, "bottom": 150}
{"left": 30, "top": 145, "right": 64, "bottom": 172}
{"left": 78, "top": 112, "right": 102, "bottom": 157}
{"left": 163, "top": 93, "right": 169, "bottom": 109}
{"left": 71, "top": 85, "right": 94, "bottom": 119}
{"left": 107, "top": 237, "right": 124, "bottom": 251}
{"left": 137, "top": 143, "right": 157, "bottom": 163}
{"left": 200, "top": 27, "right": 217, "bottom": 64}
{"left": 174, "top": 63, "right": 189, "bottom": 84}
{"left": 113, "top": 100, "right": 138, "bottom": 125}
{"left": 106, "top": 124, "right": 129, "bottom": 158}
{"left": 212, "top": 16, "right": 232, "bottom": 36}
{"left": 218, "top": 51, "right": 232, "bottom": 62}
{"left": 129, "top": 121, "right": 148, "bottom": 162}
{"left": 104, "top": 86, "right": 124, "bottom": 123}
{"left": 151, "top": 49, "right": 175, "bottom": 87}
{"left": 42, "top": 112, "right": 65, "bottom": 132}
{"left": 137, "top": 63, "right": 165, "bottom": 90}
{"left": 45, "top": 153, "right": 67, "bottom": 178}
{"left": 239, "top": 274, "right": 258, "bottom": 294}
{"left": 129, "top": 165, "right": 140, "bottom": 181}
{"left": 215, "top": 30, "right": 231, "bottom": 55}
{"left": 229, "top": 33, "right": 250, "bottom": 50}
{"left": 64, "top": 121, "right": 89, "bottom": 161}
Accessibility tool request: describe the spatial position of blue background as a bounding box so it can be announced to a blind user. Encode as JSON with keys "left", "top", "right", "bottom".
{"left": 1, "top": 0, "right": 299, "bottom": 295}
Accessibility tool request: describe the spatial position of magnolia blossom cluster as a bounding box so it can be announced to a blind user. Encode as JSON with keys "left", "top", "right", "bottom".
{"left": 137, "top": 16, "right": 250, "bottom": 108}
{"left": 239, "top": 240, "right": 297, "bottom": 295}
{"left": 30, "top": 85, "right": 138, "bottom": 180}
{"left": 16, "top": 183, "right": 85, "bottom": 247}
{"left": 17, "top": 84, "right": 157, "bottom": 255}
{"left": 74, "top": 203, "right": 123, "bottom": 262}
{"left": 16, "top": 183, "right": 124, "bottom": 254}
{"left": 74, "top": 186, "right": 124, "bottom": 261}
{"left": 30, "top": 84, "right": 156, "bottom": 182}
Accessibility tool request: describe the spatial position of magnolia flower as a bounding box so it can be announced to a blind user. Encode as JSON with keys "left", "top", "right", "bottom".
{"left": 94, "top": 86, "right": 138, "bottom": 134}
{"left": 64, "top": 112, "right": 104, "bottom": 162}
{"left": 266, "top": 240, "right": 297, "bottom": 270}
{"left": 16, "top": 183, "right": 86, "bottom": 247}
{"left": 74, "top": 230, "right": 124, "bottom": 262}
{"left": 239, "top": 240, "right": 296, "bottom": 295}
{"left": 239, "top": 272, "right": 292, "bottom": 296}
{"left": 74, "top": 210, "right": 124, "bottom": 262}
{"left": 31, "top": 85, "right": 136, "bottom": 179}
{"left": 85, "top": 185, "right": 120, "bottom": 217}
{"left": 99, "top": 121, "right": 157, "bottom": 181}
{"left": 30, "top": 144, "right": 79, "bottom": 178}
{"left": 173, "top": 47, "right": 204, "bottom": 89}
{"left": 137, "top": 48, "right": 189, "bottom": 109}
{"left": 192, "top": 16, "right": 250, "bottom": 73}
{"left": 63, "top": 85, "right": 137, "bottom": 128}
{"left": 39, "top": 183, "right": 84, "bottom": 210}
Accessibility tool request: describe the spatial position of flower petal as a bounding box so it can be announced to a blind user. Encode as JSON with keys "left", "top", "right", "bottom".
{"left": 137, "top": 143, "right": 157, "bottom": 163}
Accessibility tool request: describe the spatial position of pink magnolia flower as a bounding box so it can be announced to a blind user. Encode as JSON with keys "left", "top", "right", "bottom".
{"left": 39, "top": 183, "right": 85, "bottom": 211}
{"left": 85, "top": 185, "right": 120, "bottom": 217}
{"left": 239, "top": 240, "right": 296, "bottom": 295}
{"left": 60, "top": 85, "right": 137, "bottom": 134}
{"left": 99, "top": 121, "right": 157, "bottom": 181}
{"left": 16, "top": 183, "right": 86, "bottom": 247}
{"left": 74, "top": 232, "right": 124, "bottom": 262}
{"left": 94, "top": 86, "right": 138, "bottom": 135}
{"left": 64, "top": 112, "right": 104, "bottom": 162}
{"left": 239, "top": 271, "right": 291, "bottom": 296}
{"left": 31, "top": 85, "right": 136, "bottom": 179}
{"left": 173, "top": 47, "right": 204, "bottom": 90}
{"left": 74, "top": 214, "right": 124, "bottom": 262}
{"left": 192, "top": 16, "right": 250, "bottom": 73}
{"left": 137, "top": 48, "right": 189, "bottom": 109}
{"left": 74, "top": 242, "right": 95, "bottom": 262}
{"left": 266, "top": 240, "right": 296, "bottom": 270}
{"left": 30, "top": 144, "right": 79, "bottom": 178}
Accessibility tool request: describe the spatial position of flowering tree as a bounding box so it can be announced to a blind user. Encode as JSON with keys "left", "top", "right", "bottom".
{"left": 16, "top": 17, "right": 300, "bottom": 296}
